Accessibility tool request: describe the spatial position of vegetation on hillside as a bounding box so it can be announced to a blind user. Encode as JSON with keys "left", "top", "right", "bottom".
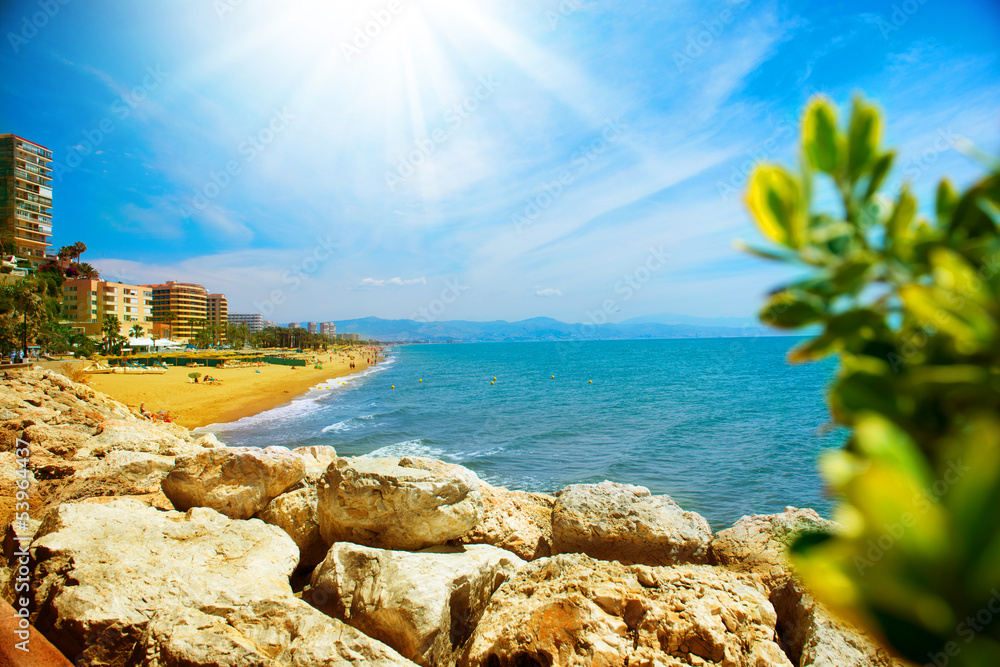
{"left": 743, "top": 95, "right": 1000, "bottom": 665}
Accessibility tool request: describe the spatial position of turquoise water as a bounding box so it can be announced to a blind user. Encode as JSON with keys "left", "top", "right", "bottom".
{"left": 201, "top": 338, "right": 844, "bottom": 530}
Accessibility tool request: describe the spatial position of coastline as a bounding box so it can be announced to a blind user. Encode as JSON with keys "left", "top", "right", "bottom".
{"left": 86, "top": 354, "right": 375, "bottom": 429}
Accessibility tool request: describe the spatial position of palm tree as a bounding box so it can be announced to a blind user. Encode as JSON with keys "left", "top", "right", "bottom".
{"left": 130, "top": 324, "right": 144, "bottom": 338}
{"left": 72, "top": 241, "right": 87, "bottom": 263}
{"left": 161, "top": 311, "right": 178, "bottom": 340}
{"left": 75, "top": 262, "right": 99, "bottom": 279}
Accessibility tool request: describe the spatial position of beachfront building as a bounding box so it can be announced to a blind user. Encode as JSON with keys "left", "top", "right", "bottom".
{"left": 61, "top": 279, "right": 154, "bottom": 337}
{"left": 307, "top": 321, "right": 318, "bottom": 334}
{"left": 0, "top": 134, "right": 53, "bottom": 269}
{"left": 207, "top": 293, "right": 228, "bottom": 341}
{"left": 320, "top": 322, "right": 336, "bottom": 336}
{"left": 148, "top": 281, "right": 208, "bottom": 342}
{"left": 288, "top": 322, "right": 301, "bottom": 329}
{"left": 337, "top": 333, "right": 361, "bottom": 341}
{"left": 228, "top": 312, "right": 264, "bottom": 333}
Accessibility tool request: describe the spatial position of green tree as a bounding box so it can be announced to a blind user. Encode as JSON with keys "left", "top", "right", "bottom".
{"left": 160, "top": 311, "right": 178, "bottom": 340}
{"left": 101, "top": 314, "right": 126, "bottom": 355}
{"left": 130, "top": 324, "right": 145, "bottom": 338}
{"left": 742, "top": 95, "right": 1000, "bottom": 665}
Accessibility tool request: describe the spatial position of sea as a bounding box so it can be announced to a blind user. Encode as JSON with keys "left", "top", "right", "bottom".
{"left": 197, "top": 337, "right": 844, "bottom": 530}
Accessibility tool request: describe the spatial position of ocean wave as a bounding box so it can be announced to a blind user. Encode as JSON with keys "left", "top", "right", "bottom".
{"left": 447, "top": 446, "right": 506, "bottom": 462}
{"left": 363, "top": 439, "right": 445, "bottom": 459}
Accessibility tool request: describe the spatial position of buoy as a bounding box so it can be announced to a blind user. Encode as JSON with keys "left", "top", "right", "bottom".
{"left": 589, "top": 380, "right": 593, "bottom": 384}
{"left": 493, "top": 377, "right": 496, "bottom": 381}
{"left": 391, "top": 385, "right": 395, "bottom": 389}
{"left": 490, "top": 381, "right": 494, "bottom": 385}
{"left": 419, "top": 379, "right": 423, "bottom": 382}
{"left": 551, "top": 375, "right": 555, "bottom": 379}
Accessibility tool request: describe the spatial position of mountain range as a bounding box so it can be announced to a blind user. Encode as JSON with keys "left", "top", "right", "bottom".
{"left": 329, "top": 315, "right": 787, "bottom": 343}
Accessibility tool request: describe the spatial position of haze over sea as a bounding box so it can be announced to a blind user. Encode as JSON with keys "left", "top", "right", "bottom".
{"left": 201, "top": 337, "right": 843, "bottom": 530}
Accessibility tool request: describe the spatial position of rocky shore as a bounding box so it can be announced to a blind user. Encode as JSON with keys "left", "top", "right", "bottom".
{"left": 0, "top": 369, "right": 904, "bottom": 666}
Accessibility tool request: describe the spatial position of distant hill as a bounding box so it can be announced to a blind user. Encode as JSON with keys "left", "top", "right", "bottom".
{"left": 331, "top": 316, "right": 783, "bottom": 343}
{"left": 619, "top": 312, "right": 757, "bottom": 328}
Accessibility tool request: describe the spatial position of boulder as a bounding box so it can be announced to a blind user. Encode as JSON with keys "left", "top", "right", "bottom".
{"left": 458, "top": 483, "right": 554, "bottom": 560}
{"left": 89, "top": 418, "right": 196, "bottom": 457}
{"left": 710, "top": 508, "right": 898, "bottom": 667}
{"left": 73, "top": 450, "right": 176, "bottom": 495}
{"left": 256, "top": 485, "right": 327, "bottom": 569}
{"left": 142, "top": 599, "right": 415, "bottom": 667}
{"left": 317, "top": 456, "right": 483, "bottom": 550}
{"left": 162, "top": 446, "right": 306, "bottom": 519}
{"left": 307, "top": 543, "right": 524, "bottom": 666}
{"left": 460, "top": 553, "right": 793, "bottom": 667}
{"left": 293, "top": 444, "right": 339, "bottom": 480}
{"left": 20, "top": 423, "right": 93, "bottom": 457}
{"left": 551, "top": 481, "right": 712, "bottom": 566}
{"left": 30, "top": 499, "right": 412, "bottom": 666}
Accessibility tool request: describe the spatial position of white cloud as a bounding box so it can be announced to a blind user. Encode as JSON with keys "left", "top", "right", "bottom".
{"left": 360, "top": 277, "right": 428, "bottom": 287}
{"left": 534, "top": 288, "right": 562, "bottom": 297}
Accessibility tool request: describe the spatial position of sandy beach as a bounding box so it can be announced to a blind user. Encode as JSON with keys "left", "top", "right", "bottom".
{"left": 85, "top": 354, "right": 372, "bottom": 429}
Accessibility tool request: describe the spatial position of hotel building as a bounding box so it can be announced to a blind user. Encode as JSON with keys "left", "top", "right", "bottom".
{"left": 320, "top": 322, "right": 336, "bottom": 336}
{"left": 0, "top": 134, "right": 53, "bottom": 268}
{"left": 228, "top": 312, "right": 265, "bottom": 333}
{"left": 307, "top": 321, "right": 318, "bottom": 334}
{"left": 61, "top": 279, "right": 154, "bottom": 337}
{"left": 149, "top": 281, "right": 208, "bottom": 341}
{"left": 207, "top": 293, "right": 228, "bottom": 340}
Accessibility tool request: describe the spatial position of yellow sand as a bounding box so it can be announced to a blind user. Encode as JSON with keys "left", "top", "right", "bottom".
{"left": 87, "top": 354, "right": 373, "bottom": 429}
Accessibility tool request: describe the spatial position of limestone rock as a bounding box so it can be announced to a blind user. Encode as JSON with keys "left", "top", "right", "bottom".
{"left": 317, "top": 456, "right": 483, "bottom": 550}
{"left": 551, "top": 481, "right": 712, "bottom": 566}
{"left": 162, "top": 446, "right": 306, "bottom": 519}
{"left": 458, "top": 482, "right": 554, "bottom": 560}
{"left": 89, "top": 418, "right": 195, "bottom": 457}
{"left": 142, "top": 599, "right": 415, "bottom": 667}
{"left": 293, "top": 444, "right": 339, "bottom": 480}
{"left": 307, "top": 542, "right": 524, "bottom": 666}
{"left": 709, "top": 506, "right": 835, "bottom": 589}
{"left": 711, "top": 508, "right": 898, "bottom": 667}
{"left": 30, "top": 499, "right": 412, "bottom": 666}
{"left": 461, "top": 553, "right": 792, "bottom": 667}
{"left": 257, "top": 485, "right": 327, "bottom": 569}
{"left": 74, "top": 450, "right": 176, "bottom": 495}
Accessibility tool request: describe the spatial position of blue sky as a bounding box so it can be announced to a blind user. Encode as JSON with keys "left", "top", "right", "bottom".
{"left": 1, "top": 0, "right": 998, "bottom": 324}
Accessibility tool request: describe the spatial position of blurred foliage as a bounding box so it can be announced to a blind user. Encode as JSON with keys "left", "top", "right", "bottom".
{"left": 741, "top": 96, "right": 1000, "bottom": 666}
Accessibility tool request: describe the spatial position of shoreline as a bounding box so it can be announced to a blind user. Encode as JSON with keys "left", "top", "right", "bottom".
{"left": 85, "top": 351, "right": 383, "bottom": 429}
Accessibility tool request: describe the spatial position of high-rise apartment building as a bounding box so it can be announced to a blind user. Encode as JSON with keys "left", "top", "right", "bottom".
{"left": 62, "top": 279, "right": 154, "bottom": 336}
{"left": 0, "top": 134, "right": 53, "bottom": 268}
{"left": 307, "top": 321, "right": 318, "bottom": 334}
{"left": 228, "top": 312, "right": 264, "bottom": 333}
{"left": 148, "top": 281, "right": 208, "bottom": 341}
{"left": 207, "top": 293, "right": 228, "bottom": 340}
{"left": 320, "top": 322, "right": 336, "bottom": 336}
{"left": 288, "top": 322, "right": 301, "bottom": 329}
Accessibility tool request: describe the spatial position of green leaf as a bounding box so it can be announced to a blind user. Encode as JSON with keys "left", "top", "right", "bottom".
{"left": 929, "top": 247, "right": 990, "bottom": 305}
{"left": 847, "top": 99, "right": 881, "bottom": 181}
{"left": 936, "top": 179, "right": 960, "bottom": 226}
{"left": 746, "top": 165, "right": 806, "bottom": 248}
{"left": 803, "top": 97, "right": 841, "bottom": 174}
{"left": 863, "top": 151, "right": 895, "bottom": 202}
{"left": 900, "top": 284, "right": 996, "bottom": 350}
{"left": 788, "top": 332, "right": 839, "bottom": 363}
{"left": 760, "top": 291, "right": 825, "bottom": 328}
{"left": 732, "top": 239, "right": 797, "bottom": 263}
{"left": 831, "top": 257, "right": 874, "bottom": 293}
{"left": 886, "top": 188, "right": 917, "bottom": 245}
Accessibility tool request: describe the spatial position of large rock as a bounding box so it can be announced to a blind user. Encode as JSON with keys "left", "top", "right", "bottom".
{"left": 551, "top": 481, "right": 712, "bottom": 566}
{"left": 307, "top": 543, "right": 524, "bottom": 666}
{"left": 317, "top": 456, "right": 484, "bottom": 550}
{"left": 710, "top": 508, "right": 899, "bottom": 667}
{"left": 30, "top": 499, "right": 413, "bottom": 666}
{"left": 293, "top": 444, "right": 339, "bottom": 479}
{"left": 89, "top": 418, "right": 196, "bottom": 457}
{"left": 142, "top": 599, "right": 414, "bottom": 667}
{"left": 162, "top": 446, "right": 306, "bottom": 519}
{"left": 256, "top": 485, "right": 326, "bottom": 569}
{"left": 73, "top": 450, "right": 176, "bottom": 495}
{"left": 460, "top": 553, "right": 793, "bottom": 667}
{"left": 458, "top": 483, "right": 554, "bottom": 560}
